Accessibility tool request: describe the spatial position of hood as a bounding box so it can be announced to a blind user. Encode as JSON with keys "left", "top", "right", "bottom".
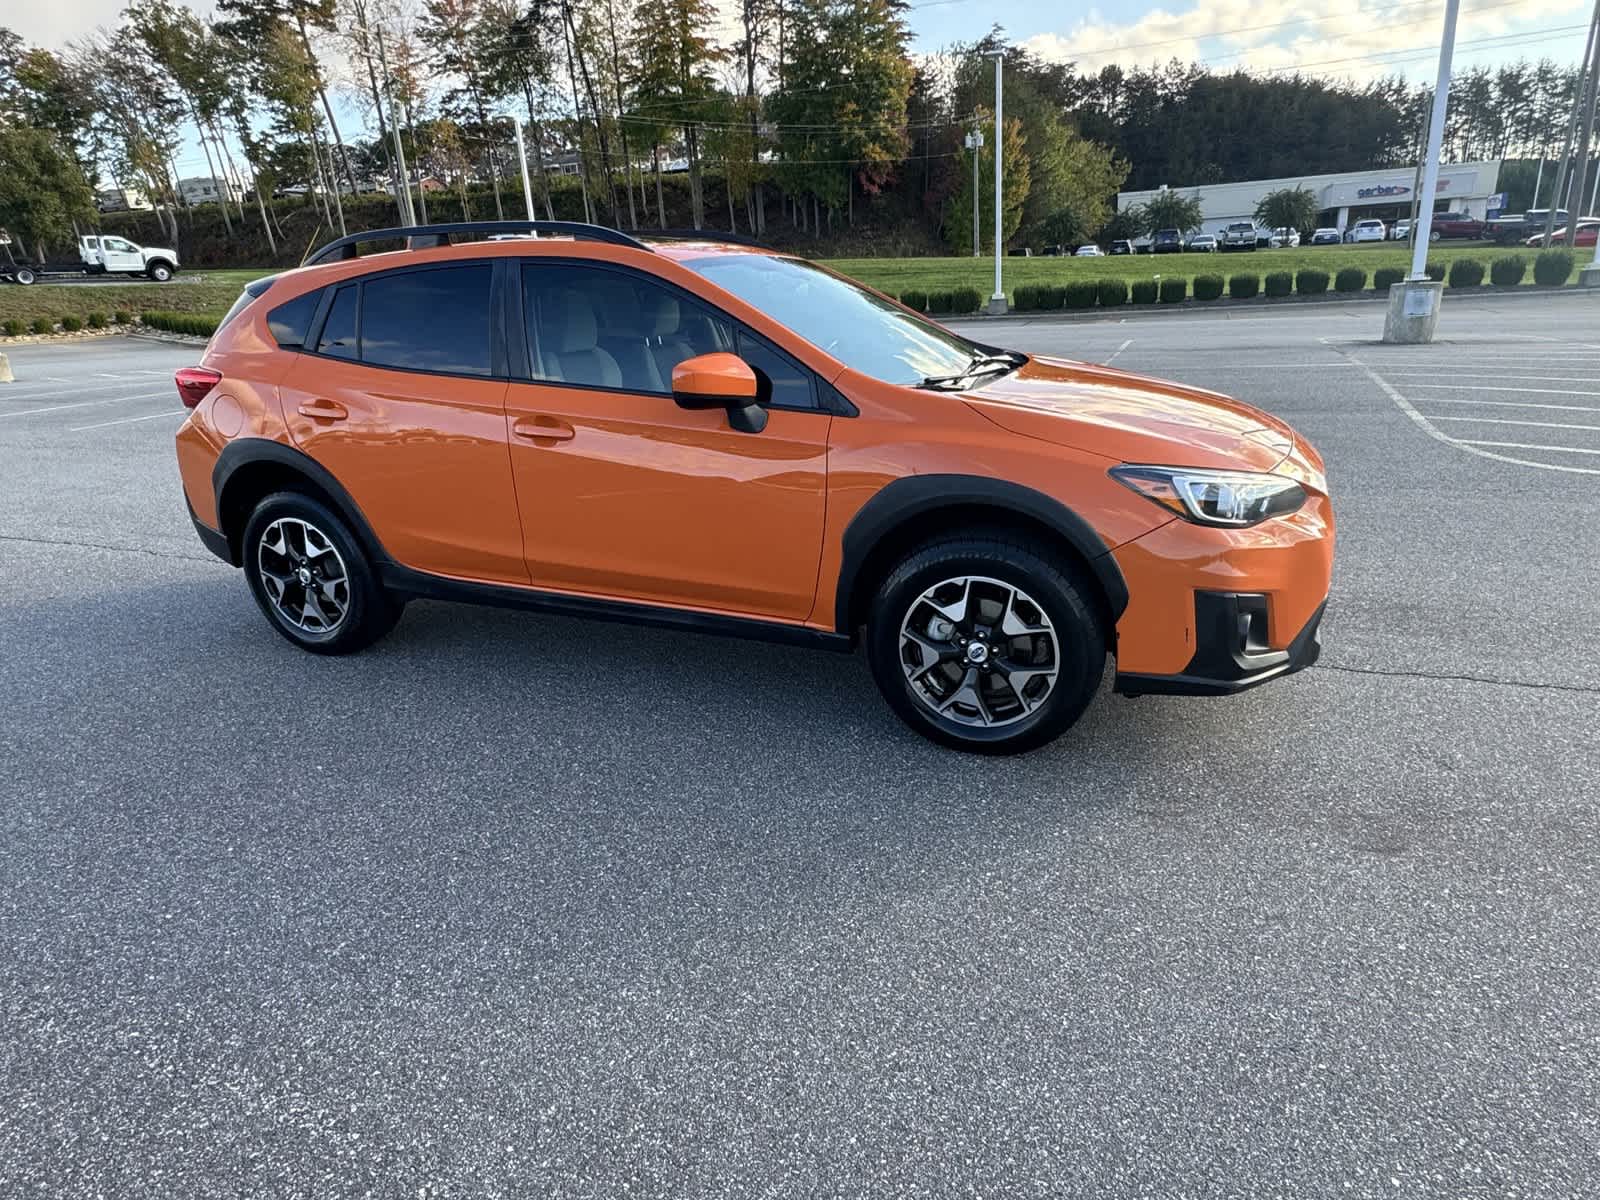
{"left": 963, "top": 354, "right": 1297, "bottom": 473}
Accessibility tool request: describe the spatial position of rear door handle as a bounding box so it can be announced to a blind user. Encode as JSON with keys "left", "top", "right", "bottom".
{"left": 512, "top": 416, "right": 576, "bottom": 442}
{"left": 298, "top": 399, "right": 348, "bottom": 422}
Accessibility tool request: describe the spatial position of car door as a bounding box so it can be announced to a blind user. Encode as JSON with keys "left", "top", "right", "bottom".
{"left": 503, "top": 259, "right": 831, "bottom": 621}
{"left": 99, "top": 236, "right": 145, "bottom": 273}
{"left": 278, "top": 260, "right": 527, "bottom": 585}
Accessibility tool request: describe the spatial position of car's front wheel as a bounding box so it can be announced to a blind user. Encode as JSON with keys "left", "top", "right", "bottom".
{"left": 241, "top": 492, "right": 402, "bottom": 655}
{"left": 147, "top": 262, "right": 173, "bottom": 282}
{"left": 866, "top": 533, "right": 1107, "bottom": 754}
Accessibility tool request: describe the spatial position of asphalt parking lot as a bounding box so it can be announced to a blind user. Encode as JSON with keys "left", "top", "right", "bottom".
{"left": 2, "top": 291, "right": 1598, "bottom": 1197}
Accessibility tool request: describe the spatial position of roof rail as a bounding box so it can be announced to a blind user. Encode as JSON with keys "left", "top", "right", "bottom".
{"left": 302, "top": 220, "right": 651, "bottom": 266}
{"left": 645, "top": 228, "right": 770, "bottom": 250}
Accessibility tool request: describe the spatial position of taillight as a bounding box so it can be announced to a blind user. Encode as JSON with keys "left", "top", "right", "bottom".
{"left": 175, "top": 366, "right": 222, "bottom": 409}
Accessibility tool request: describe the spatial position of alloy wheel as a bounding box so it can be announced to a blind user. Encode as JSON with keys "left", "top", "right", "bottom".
{"left": 898, "top": 575, "right": 1060, "bottom": 728}
{"left": 257, "top": 516, "right": 350, "bottom": 635}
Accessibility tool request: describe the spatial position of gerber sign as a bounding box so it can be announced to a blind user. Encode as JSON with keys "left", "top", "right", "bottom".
{"left": 1357, "top": 183, "right": 1410, "bottom": 198}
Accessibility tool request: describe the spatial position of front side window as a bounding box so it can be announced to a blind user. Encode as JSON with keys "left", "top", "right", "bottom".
{"left": 681, "top": 254, "right": 981, "bottom": 387}
{"left": 360, "top": 265, "right": 492, "bottom": 376}
{"left": 523, "top": 263, "right": 731, "bottom": 393}
{"left": 105, "top": 238, "right": 135, "bottom": 252}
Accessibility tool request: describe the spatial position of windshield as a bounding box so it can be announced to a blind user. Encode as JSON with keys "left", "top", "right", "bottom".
{"left": 681, "top": 253, "right": 983, "bottom": 386}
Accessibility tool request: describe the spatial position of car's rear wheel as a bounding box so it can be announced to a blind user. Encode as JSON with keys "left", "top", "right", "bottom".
{"left": 241, "top": 492, "right": 401, "bottom": 655}
{"left": 866, "top": 534, "right": 1107, "bottom": 754}
{"left": 14, "top": 267, "right": 35, "bottom": 286}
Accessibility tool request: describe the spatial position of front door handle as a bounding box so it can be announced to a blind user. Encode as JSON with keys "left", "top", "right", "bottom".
{"left": 512, "top": 415, "right": 576, "bottom": 442}
{"left": 298, "top": 398, "right": 348, "bottom": 422}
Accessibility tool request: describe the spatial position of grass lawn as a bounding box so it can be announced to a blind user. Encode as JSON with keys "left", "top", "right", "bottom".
{"left": 819, "top": 242, "right": 1580, "bottom": 298}
{"left": 0, "top": 269, "right": 272, "bottom": 328}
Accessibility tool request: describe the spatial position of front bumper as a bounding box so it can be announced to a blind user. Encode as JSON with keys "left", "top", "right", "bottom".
{"left": 1115, "top": 593, "right": 1324, "bottom": 697}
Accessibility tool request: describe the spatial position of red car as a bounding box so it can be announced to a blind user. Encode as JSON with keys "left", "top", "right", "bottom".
{"left": 1524, "top": 220, "right": 1598, "bottom": 249}
{"left": 1427, "top": 212, "right": 1487, "bottom": 241}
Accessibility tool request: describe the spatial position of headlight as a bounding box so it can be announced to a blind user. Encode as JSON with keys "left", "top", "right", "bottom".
{"left": 1110, "top": 465, "right": 1306, "bottom": 528}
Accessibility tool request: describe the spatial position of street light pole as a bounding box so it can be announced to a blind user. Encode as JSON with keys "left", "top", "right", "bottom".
{"left": 964, "top": 129, "right": 983, "bottom": 257}
{"left": 986, "top": 50, "right": 1005, "bottom": 313}
{"left": 1384, "top": 0, "right": 1458, "bottom": 340}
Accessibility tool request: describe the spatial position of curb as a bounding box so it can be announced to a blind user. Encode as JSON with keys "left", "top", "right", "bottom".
{"left": 0, "top": 328, "right": 126, "bottom": 346}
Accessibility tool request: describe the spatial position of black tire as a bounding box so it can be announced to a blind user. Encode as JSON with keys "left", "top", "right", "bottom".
{"left": 147, "top": 261, "right": 174, "bottom": 282}
{"left": 865, "top": 532, "right": 1107, "bottom": 755}
{"left": 1429, "top": 229, "right": 1441, "bottom": 241}
{"left": 241, "top": 491, "right": 402, "bottom": 655}
{"left": 14, "top": 267, "right": 35, "bottom": 286}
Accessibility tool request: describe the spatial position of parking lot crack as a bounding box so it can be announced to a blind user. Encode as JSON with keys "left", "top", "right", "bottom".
{"left": 0, "top": 532, "right": 218, "bottom": 565}
{"left": 1315, "top": 661, "right": 1600, "bottom": 696}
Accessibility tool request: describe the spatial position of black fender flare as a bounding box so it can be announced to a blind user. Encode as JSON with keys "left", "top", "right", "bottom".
{"left": 833, "top": 474, "right": 1130, "bottom": 633}
{"left": 211, "top": 439, "right": 390, "bottom": 567}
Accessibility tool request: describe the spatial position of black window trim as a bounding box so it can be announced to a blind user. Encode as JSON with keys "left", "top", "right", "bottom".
{"left": 511, "top": 256, "right": 852, "bottom": 417}
{"left": 301, "top": 258, "right": 505, "bottom": 382}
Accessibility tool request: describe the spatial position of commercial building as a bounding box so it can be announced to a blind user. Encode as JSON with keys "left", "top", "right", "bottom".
{"left": 95, "top": 187, "right": 152, "bottom": 213}
{"left": 177, "top": 175, "right": 245, "bottom": 206}
{"left": 1118, "top": 160, "right": 1503, "bottom": 235}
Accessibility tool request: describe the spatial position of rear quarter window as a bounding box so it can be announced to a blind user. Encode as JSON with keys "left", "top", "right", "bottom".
{"left": 265, "top": 288, "right": 322, "bottom": 348}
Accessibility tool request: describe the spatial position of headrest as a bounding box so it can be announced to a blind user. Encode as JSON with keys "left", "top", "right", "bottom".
{"left": 642, "top": 290, "right": 680, "bottom": 336}
{"left": 547, "top": 290, "right": 598, "bottom": 353}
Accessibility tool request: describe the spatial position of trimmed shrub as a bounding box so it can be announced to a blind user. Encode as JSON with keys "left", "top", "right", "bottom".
{"left": 1447, "top": 258, "right": 1484, "bottom": 288}
{"left": 1334, "top": 266, "right": 1366, "bottom": 293}
{"left": 3, "top": 318, "right": 25, "bottom": 337}
{"left": 60, "top": 315, "right": 84, "bottom": 332}
{"left": 1097, "top": 278, "right": 1128, "bottom": 307}
{"left": 1264, "top": 271, "right": 1293, "bottom": 298}
{"left": 1228, "top": 273, "right": 1260, "bottom": 299}
{"left": 1534, "top": 249, "right": 1575, "bottom": 286}
{"left": 1130, "top": 279, "right": 1158, "bottom": 304}
{"left": 1490, "top": 255, "right": 1527, "bottom": 287}
{"left": 140, "top": 310, "right": 222, "bottom": 337}
{"left": 1425, "top": 259, "right": 1446, "bottom": 282}
{"left": 1064, "top": 280, "right": 1099, "bottom": 309}
{"left": 87, "top": 311, "right": 108, "bottom": 329}
{"left": 925, "top": 290, "right": 954, "bottom": 315}
{"left": 1373, "top": 266, "right": 1405, "bottom": 291}
{"left": 113, "top": 308, "right": 133, "bottom": 324}
{"left": 1012, "top": 284, "right": 1062, "bottom": 310}
{"left": 951, "top": 286, "right": 983, "bottom": 313}
{"left": 1193, "top": 274, "right": 1225, "bottom": 301}
{"left": 899, "top": 288, "right": 928, "bottom": 312}
{"left": 1158, "top": 277, "right": 1186, "bottom": 304}
{"left": 1296, "top": 268, "right": 1330, "bottom": 295}
{"left": 31, "top": 317, "right": 54, "bottom": 335}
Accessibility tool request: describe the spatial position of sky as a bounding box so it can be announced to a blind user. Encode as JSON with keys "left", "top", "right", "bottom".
{"left": 11, "top": 0, "right": 1595, "bottom": 185}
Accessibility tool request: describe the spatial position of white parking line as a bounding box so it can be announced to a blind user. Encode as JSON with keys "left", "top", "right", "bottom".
{"left": 68, "top": 409, "right": 183, "bottom": 432}
{"left": 1, "top": 377, "right": 179, "bottom": 400}
{"left": 1429, "top": 415, "right": 1600, "bottom": 432}
{"left": 0, "top": 390, "right": 172, "bottom": 419}
{"left": 1386, "top": 372, "right": 1600, "bottom": 385}
{"left": 1414, "top": 395, "right": 1600, "bottom": 413}
{"left": 1103, "top": 338, "right": 1133, "bottom": 365}
{"left": 1458, "top": 440, "right": 1600, "bottom": 456}
{"left": 1406, "top": 382, "right": 1600, "bottom": 398}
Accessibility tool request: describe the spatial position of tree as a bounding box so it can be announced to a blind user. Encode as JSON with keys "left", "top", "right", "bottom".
{"left": 1142, "top": 188, "right": 1202, "bottom": 233}
{"left": 1254, "top": 186, "right": 1317, "bottom": 236}
{"left": 0, "top": 125, "right": 96, "bottom": 259}
{"left": 1100, "top": 205, "right": 1148, "bottom": 242}
{"left": 940, "top": 110, "right": 1028, "bottom": 252}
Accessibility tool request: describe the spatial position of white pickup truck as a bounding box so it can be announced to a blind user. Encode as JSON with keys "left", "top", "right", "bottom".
{"left": 0, "top": 234, "right": 179, "bottom": 285}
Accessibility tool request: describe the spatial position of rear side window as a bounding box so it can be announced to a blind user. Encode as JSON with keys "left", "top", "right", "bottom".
{"left": 266, "top": 288, "right": 321, "bottom": 348}
{"left": 359, "top": 265, "right": 492, "bottom": 376}
{"left": 317, "top": 286, "right": 358, "bottom": 359}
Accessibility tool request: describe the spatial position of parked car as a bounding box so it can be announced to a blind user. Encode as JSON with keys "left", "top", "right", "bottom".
{"left": 1220, "top": 221, "right": 1260, "bottom": 251}
{"left": 1150, "top": 228, "right": 1184, "bottom": 254}
{"left": 1309, "top": 227, "right": 1342, "bottom": 246}
{"left": 1269, "top": 227, "right": 1300, "bottom": 248}
{"left": 1491, "top": 209, "right": 1570, "bottom": 244}
{"left": 1388, "top": 219, "right": 1411, "bottom": 241}
{"left": 175, "top": 219, "right": 1333, "bottom": 754}
{"left": 1524, "top": 219, "right": 1598, "bottom": 248}
{"left": 1074, "top": 243, "right": 1104, "bottom": 257}
{"left": 1186, "top": 233, "right": 1218, "bottom": 253}
{"left": 1428, "top": 211, "right": 1488, "bottom": 241}
{"left": 1109, "top": 239, "right": 1135, "bottom": 256}
{"left": 1349, "top": 219, "right": 1386, "bottom": 243}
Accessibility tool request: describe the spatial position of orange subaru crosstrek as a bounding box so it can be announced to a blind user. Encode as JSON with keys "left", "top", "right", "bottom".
{"left": 176, "top": 221, "right": 1333, "bottom": 753}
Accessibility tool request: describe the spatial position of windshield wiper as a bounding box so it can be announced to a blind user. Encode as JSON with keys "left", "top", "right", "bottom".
{"left": 920, "top": 350, "right": 1025, "bottom": 391}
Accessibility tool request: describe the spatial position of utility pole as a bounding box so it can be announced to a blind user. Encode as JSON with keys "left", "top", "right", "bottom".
{"left": 510, "top": 118, "right": 536, "bottom": 221}
{"left": 1565, "top": 0, "right": 1600, "bottom": 243}
{"left": 964, "top": 129, "right": 983, "bottom": 257}
{"left": 1543, "top": 3, "right": 1598, "bottom": 247}
{"left": 985, "top": 50, "right": 1005, "bottom": 313}
{"left": 1384, "top": 0, "right": 1459, "bottom": 341}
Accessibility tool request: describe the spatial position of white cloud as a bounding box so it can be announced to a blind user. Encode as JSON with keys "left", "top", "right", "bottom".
{"left": 1021, "top": 0, "right": 1591, "bottom": 82}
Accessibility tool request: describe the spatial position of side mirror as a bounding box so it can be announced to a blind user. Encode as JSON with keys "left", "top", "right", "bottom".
{"left": 671, "top": 351, "right": 766, "bottom": 433}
